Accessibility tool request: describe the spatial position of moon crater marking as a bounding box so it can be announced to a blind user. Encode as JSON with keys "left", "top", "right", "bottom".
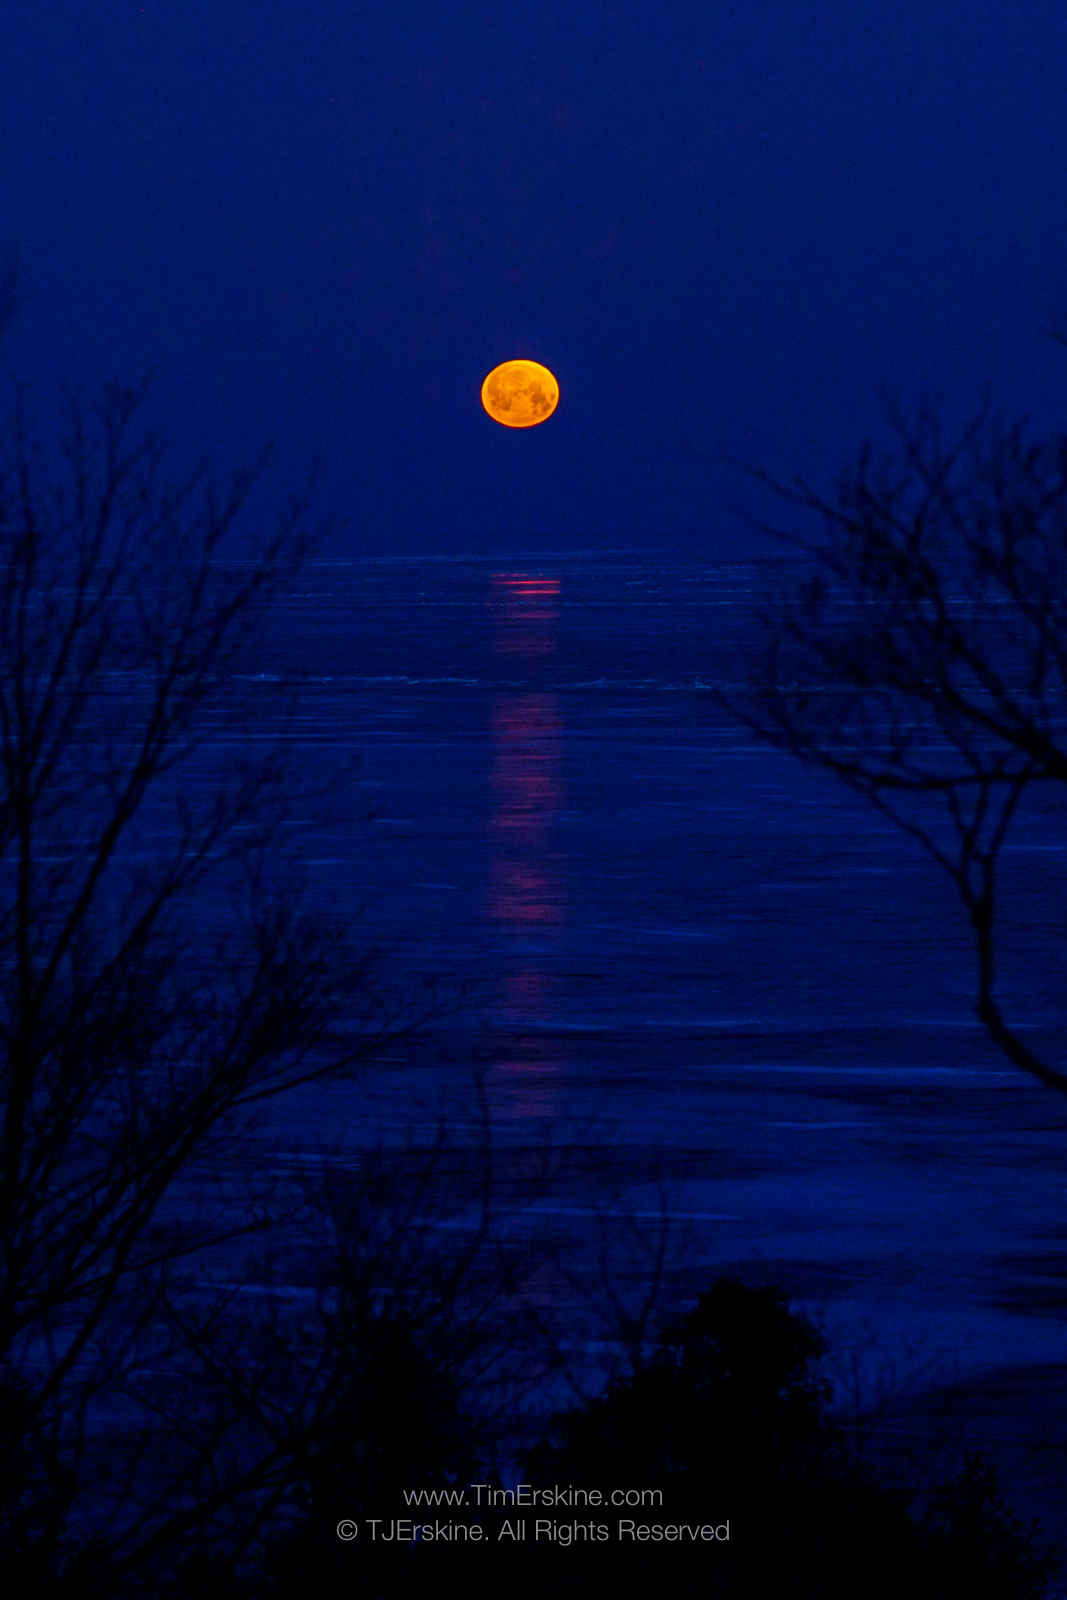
{"left": 481, "top": 359, "right": 560, "bottom": 428}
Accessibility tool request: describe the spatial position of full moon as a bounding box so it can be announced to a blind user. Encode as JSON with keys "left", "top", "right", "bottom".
{"left": 481, "top": 359, "right": 559, "bottom": 428}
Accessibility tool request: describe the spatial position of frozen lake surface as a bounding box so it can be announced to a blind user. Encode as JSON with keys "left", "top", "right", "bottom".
{"left": 164, "top": 552, "right": 1067, "bottom": 1549}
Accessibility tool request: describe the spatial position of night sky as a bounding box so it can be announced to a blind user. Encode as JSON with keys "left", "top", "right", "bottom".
{"left": 3, "top": 0, "right": 1066, "bottom": 555}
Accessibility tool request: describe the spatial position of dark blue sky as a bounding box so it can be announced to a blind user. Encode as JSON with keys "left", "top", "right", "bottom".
{"left": 3, "top": 0, "right": 1066, "bottom": 555}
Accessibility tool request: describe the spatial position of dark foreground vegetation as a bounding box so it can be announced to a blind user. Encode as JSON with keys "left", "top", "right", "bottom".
{"left": 247, "top": 1278, "right": 1055, "bottom": 1600}
{"left": 4, "top": 1276, "right": 1056, "bottom": 1597}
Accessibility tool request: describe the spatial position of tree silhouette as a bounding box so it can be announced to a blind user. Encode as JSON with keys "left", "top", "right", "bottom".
{"left": 512, "top": 1279, "right": 1054, "bottom": 1598}
{"left": 0, "top": 376, "right": 423, "bottom": 1582}
{"left": 724, "top": 393, "right": 1067, "bottom": 1095}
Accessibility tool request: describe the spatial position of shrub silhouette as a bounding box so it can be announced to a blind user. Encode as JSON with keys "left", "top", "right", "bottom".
{"left": 256, "top": 1311, "right": 480, "bottom": 1592}
{"left": 526, "top": 1276, "right": 828, "bottom": 1492}
{"left": 916, "top": 1452, "right": 1055, "bottom": 1598}
{"left": 198, "top": 1276, "right": 1056, "bottom": 1597}
{"left": 508, "top": 1278, "right": 1055, "bottom": 1598}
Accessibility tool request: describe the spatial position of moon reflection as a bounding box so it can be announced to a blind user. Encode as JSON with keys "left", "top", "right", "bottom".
{"left": 487, "top": 574, "right": 566, "bottom": 1118}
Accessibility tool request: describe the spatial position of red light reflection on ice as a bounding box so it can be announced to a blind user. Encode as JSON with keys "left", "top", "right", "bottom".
{"left": 489, "top": 695, "right": 563, "bottom": 851}
{"left": 504, "top": 968, "right": 547, "bottom": 1015}
{"left": 487, "top": 692, "right": 564, "bottom": 922}
{"left": 487, "top": 575, "right": 566, "bottom": 1120}
{"left": 489, "top": 572, "right": 560, "bottom": 657}
{"left": 493, "top": 974, "right": 561, "bottom": 1117}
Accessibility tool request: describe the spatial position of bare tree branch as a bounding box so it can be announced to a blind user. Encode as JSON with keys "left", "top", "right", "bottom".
{"left": 720, "top": 395, "right": 1067, "bottom": 1095}
{"left": 0, "top": 379, "right": 452, "bottom": 1581}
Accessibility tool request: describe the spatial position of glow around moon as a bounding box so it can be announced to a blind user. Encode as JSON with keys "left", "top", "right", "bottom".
{"left": 481, "top": 359, "right": 559, "bottom": 428}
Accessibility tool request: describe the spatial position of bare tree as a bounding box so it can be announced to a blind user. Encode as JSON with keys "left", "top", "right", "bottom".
{"left": 722, "top": 392, "right": 1067, "bottom": 1094}
{"left": 0, "top": 375, "right": 427, "bottom": 1581}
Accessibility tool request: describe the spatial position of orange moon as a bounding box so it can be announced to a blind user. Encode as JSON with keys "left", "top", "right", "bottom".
{"left": 481, "top": 359, "right": 559, "bottom": 428}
